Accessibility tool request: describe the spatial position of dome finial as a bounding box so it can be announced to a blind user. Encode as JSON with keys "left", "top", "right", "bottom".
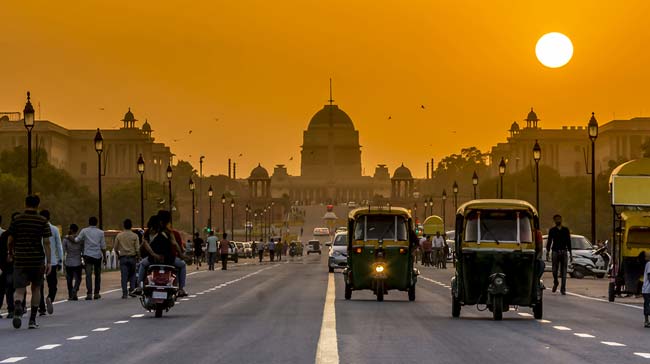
{"left": 328, "top": 78, "right": 334, "bottom": 105}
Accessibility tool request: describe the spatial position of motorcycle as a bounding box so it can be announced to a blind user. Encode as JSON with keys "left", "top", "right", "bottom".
{"left": 139, "top": 264, "right": 178, "bottom": 317}
{"left": 289, "top": 243, "right": 297, "bottom": 257}
{"left": 570, "top": 244, "right": 611, "bottom": 279}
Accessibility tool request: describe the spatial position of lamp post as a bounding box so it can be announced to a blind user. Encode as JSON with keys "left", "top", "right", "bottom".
{"left": 442, "top": 190, "right": 447, "bottom": 233}
{"left": 189, "top": 178, "right": 195, "bottom": 235}
{"left": 423, "top": 199, "right": 429, "bottom": 219}
{"left": 533, "top": 140, "right": 542, "bottom": 214}
{"left": 588, "top": 112, "right": 599, "bottom": 244}
{"left": 453, "top": 181, "right": 459, "bottom": 212}
{"left": 231, "top": 199, "right": 235, "bottom": 240}
{"left": 208, "top": 186, "right": 213, "bottom": 233}
{"left": 23, "top": 92, "right": 35, "bottom": 195}
{"left": 428, "top": 198, "right": 433, "bottom": 218}
{"left": 221, "top": 194, "right": 226, "bottom": 235}
{"left": 245, "top": 205, "right": 250, "bottom": 241}
{"left": 413, "top": 203, "right": 418, "bottom": 222}
{"left": 137, "top": 154, "right": 145, "bottom": 229}
{"left": 261, "top": 209, "right": 266, "bottom": 241}
{"left": 472, "top": 171, "right": 479, "bottom": 199}
{"left": 254, "top": 211, "right": 259, "bottom": 240}
{"left": 166, "top": 164, "right": 173, "bottom": 214}
{"left": 498, "top": 157, "right": 506, "bottom": 199}
{"left": 94, "top": 128, "right": 104, "bottom": 229}
{"left": 270, "top": 201, "right": 274, "bottom": 238}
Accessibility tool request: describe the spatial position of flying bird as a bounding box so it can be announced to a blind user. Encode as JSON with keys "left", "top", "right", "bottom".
{"left": 172, "top": 139, "right": 182, "bottom": 142}
{"left": 239, "top": 153, "right": 243, "bottom": 157}
{"left": 189, "top": 130, "right": 193, "bottom": 134}
{"left": 289, "top": 157, "right": 294, "bottom": 161}
{"left": 388, "top": 116, "right": 392, "bottom": 120}
{"left": 214, "top": 118, "right": 219, "bottom": 122}
{"left": 99, "top": 108, "right": 105, "bottom": 111}
{"left": 420, "top": 105, "right": 426, "bottom": 109}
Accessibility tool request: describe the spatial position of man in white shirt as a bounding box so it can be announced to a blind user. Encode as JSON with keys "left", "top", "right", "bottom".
{"left": 642, "top": 251, "right": 650, "bottom": 328}
{"left": 432, "top": 232, "right": 445, "bottom": 268}
{"left": 206, "top": 231, "right": 218, "bottom": 271}
{"left": 75, "top": 217, "right": 106, "bottom": 300}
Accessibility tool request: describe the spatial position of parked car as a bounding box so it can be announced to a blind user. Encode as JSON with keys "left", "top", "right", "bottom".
{"left": 327, "top": 232, "right": 348, "bottom": 272}
{"left": 217, "top": 241, "right": 239, "bottom": 263}
{"left": 542, "top": 234, "right": 606, "bottom": 277}
{"left": 306, "top": 239, "right": 322, "bottom": 255}
{"left": 242, "top": 242, "right": 253, "bottom": 258}
{"left": 235, "top": 242, "right": 247, "bottom": 258}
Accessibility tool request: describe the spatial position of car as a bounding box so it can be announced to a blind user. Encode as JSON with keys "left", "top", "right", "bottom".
{"left": 218, "top": 241, "right": 239, "bottom": 263}
{"left": 234, "top": 242, "right": 251, "bottom": 258}
{"left": 327, "top": 232, "right": 348, "bottom": 272}
{"left": 347, "top": 201, "right": 357, "bottom": 208}
{"left": 242, "top": 242, "right": 253, "bottom": 258}
{"left": 542, "top": 234, "right": 599, "bottom": 275}
{"left": 306, "top": 239, "right": 322, "bottom": 255}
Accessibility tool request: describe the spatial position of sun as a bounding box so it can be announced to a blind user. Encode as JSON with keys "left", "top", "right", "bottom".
{"left": 535, "top": 32, "right": 573, "bottom": 68}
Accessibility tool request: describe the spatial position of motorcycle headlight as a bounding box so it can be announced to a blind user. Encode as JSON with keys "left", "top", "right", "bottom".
{"left": 375, "top": 265, "right": 385, "bottom": 273}
{"left": 494, "top": 277, "right": 504, "bottom": 285}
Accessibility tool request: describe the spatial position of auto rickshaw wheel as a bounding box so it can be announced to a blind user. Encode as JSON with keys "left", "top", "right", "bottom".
{"left": 155, "top": 307, "right": 163, "bottom": 318}
{"left": 608, "top": 282, "right": 616, "bottom": 302}
{"left": 492, "top": 296, "right": 503, "bottom": 321}
{"left": 344, "top": 284, "right": 352, "bottom": 300}
{"left": 329, "top": 266, "right": 334, "bottom": 273}
{"left": 408, "top": 285, "right": 416, "bottom": 301}
{"left": 452, "top": 295, "right": 461, "bottom": 318}
{"left": 376, "top": 281, "right": 384, "bottom": 302}
{"left": 533, "top": 299, "right": 543, "bottom": 319}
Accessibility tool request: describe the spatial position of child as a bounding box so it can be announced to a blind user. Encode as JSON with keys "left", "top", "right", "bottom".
{"left": 643, "top": 251, "right": 650, "bottom": 328}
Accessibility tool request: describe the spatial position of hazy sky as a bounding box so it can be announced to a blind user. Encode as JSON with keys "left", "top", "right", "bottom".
{"left": 2, "top": 1, "right": 650, "bottom": 177}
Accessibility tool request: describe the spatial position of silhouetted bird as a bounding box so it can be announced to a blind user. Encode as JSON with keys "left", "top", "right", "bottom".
{"left": 388, "top": 116, "right": 392, "bottom": 120}
{"left": 99, "top": 108, "right": 105, "bottom": 111}
{"left": 239, "top": 153, "right": 243, "bottom": 157}
{"left": 421, "top": 105, "right": 425, "bottom": 109}
{"left": 289, "top": 157, "right": 294, "bottom": 161}
{"left": 189, "top": 130, "right": 193, "bottom": 134}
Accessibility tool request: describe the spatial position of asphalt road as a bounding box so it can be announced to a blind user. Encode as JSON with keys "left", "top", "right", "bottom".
{"left": 0, "top": 255, "right": 649, "bottom": 364}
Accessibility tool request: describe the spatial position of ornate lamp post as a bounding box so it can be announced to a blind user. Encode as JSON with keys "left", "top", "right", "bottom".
{"left": 428, "top": 198, "right": 433, "bottom": 218}
{"left": 245, "top": 205, "right": 250, "bottom": 241}
{"left": 230, "top": 199, "right": 235, "bottom": 240}
{"left": 208, "top": 186, "right": 214, "bottom": 233}
{"left": 137, "top": 154, "right": 145, "bottom": 229}
{"left": 221, "top": 194, "right": 226, "bottom": 235}
{"left": 254, "top": 211, "right": 259, "bottom": 240}
{"left": 453, "top": 181, "right": 459, "bottom": 212}
{"left": 166, "top": 164, "right": 173, "bottom": 214}
{"left": 423, "top": 199, "right": 429, "bottom": 219}
{"left": 261, "top": 209, "right": 266, "bottom": 241}
{"left": 189, "top": 178, "right": 196, "bottom": 235}
{"left": 588, "top": 113, "right": 599, "bottom": 244}
{"left": 498, "top": 157, "right": 506, "bottom": 199}
{"left": 413, "top": 203, "right": 418, "bottom": 222}
{"left": 472, "top": 171, "right": 479, "bottom": 199}
{"left": 533, "top": 140, "right": 542, "bottom": 214}
{"left": 94, "top": 128, "right": 104, "bottom": 229}
{"left": 442, "top": 189, "right": 447, "bottom": 233}
{"left": 23, "top": 92, "right": 35, "bottom": 195}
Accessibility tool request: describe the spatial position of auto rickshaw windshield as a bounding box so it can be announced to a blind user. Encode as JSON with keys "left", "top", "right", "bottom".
{"left": 353, "top": 215, "right": 408, "bottom": 241}
{"left": 464, "top": 210, "right": 533, "bottom": 243}
{"left": 628, "top": 227, "right": 650, "bottom": 248}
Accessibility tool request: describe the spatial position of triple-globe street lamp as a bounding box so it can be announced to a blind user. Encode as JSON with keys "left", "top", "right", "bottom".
{"left": 498, "top": 157, "right": 506, "bottom": 199}
{"left": 453, "top": 181, "right": 459, "bottom": 212}
{"left": 189, "top": 178, "right": 196, "bottom": 235}
{"left": 94, "top": 128, "right": 104, "bottom": 229}
{"left": 472, "top": 171, "right": 479, "bottom": 199}
{"left": 588, "top": 113, "right": 599, "bottom": 244}
{"left": 23, "top": 92, "right": 35, "bottom": 195}
{"left": 208, "top": 186, "right": 214, "bottom": 233}
{"left": 166, "top": 165, "right": 173, "bottom": 215}
{"left": 533, "top": 140, "right": 542, "bottom": 215}
{"left": 137, "top": 154, "right": 145, "bottom": 229}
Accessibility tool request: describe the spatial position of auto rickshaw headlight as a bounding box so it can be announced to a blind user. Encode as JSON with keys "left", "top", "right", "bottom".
{"left": 399, "top": 248, "right": 406, "bottom": 254}
{"left": 355, "top": 247, "right": 363, "bottom": 254}
{"left": 494, "top": 277, "right": 504, "bottom": 285}
{"left": 375, "top": 265, "right": 385, "bottom": 273}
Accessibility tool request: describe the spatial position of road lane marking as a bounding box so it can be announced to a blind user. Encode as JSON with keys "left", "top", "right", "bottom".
{"left": 189, "top": 295, "right": 197, "bottom": 298}
{"left": 574, "top": 333, "right": 595, "bottom": 338}
{"left": 553, "top": 326, "right": 572, "bottom": 331}
{"left": 114, "top": 320, "right": 129, "bottom": 324}
{"left": 0, "top": 358, "right": 27, "bottom": 363}
{"left": 92, "top": 327, "right": 110, "bottom": 332}
{"left": 181, "top": 298, "right": 190, "bottom": 301}
{"left": 635, "top": 353, "right": 650, "bottom": 359}
{"left": 537, "top": 319, "right": 552, "bottom": 323}
{"left": 131, "top": 314, "right": 145, "bottom": 318}
{"left": 601, "top": 341, "right": 626, "bottom": 347}
{"left": 36, "top": 344, "right": 61, "bottom": 350}
{"left": 565, "top": 292, "right": 642, "bottom": 310}
{"left": 315, "top": 273, "right": 339, "bottom": 364}
{"left": 66, "top": 336, "right": 87, "bottom": 341}
{"left": 517, "top": 313, "right": 533, "bottom": 317}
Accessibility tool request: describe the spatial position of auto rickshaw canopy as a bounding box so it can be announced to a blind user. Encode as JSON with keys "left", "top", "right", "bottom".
{"left": 609, "top": 158, "right": 650, "bottom": 206}
{"left": 456, "top": 199, "right": 538, "bottom": 217}
{"left": 422, "top": 215, "right": 444, "bottom": 236}
{"left": 349, "top": 206, "right": 411, "bottom": 220}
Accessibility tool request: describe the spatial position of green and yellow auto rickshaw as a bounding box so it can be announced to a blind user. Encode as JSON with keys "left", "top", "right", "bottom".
{"left": 451, "top": 199, "right": 544, "bottom": 320}
{"left": 343, "top": 206, "right": 419, "bottom": 302}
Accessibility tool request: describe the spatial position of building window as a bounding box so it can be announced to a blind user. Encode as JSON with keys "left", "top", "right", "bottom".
{"left": 81, "top": 162, "right": 87, "bottom": 176}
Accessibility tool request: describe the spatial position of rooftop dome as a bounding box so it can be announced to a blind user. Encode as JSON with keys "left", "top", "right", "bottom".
{"left": 308, "top": 104, "right": 354, "bottom": 130}
{"left": 122, "top": 107, "right": 136, "bottom": 122}
{"left": 142, "top": 119, "right": 151, "bottom": 131}
{"left": 249, "top": 163, "right": 270, "bottom": 179}
{"left": 510, "top": 121, "right": 520, "bottom": 131}
{"left": 393, "top": 163, "right": 413, "bottom": 179}
{"left": 525, "top": 107, "right": 538, "bottom": 122}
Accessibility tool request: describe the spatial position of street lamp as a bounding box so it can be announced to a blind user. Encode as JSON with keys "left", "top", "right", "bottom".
{"left": 428, "top": 198, "right": 433, "bottom": 218}
{"left": 423, "top": 199, "right": 429, "bottom": 218}
{"left": 533, "top": 140, "right": 542, "bottom": 214}
{"left": 245, "top": 205, "right": 250, "bottom": 241}
{"left": 254, "top": 211, "right": 259, "bottom": 240}
{"left": 208, "top": 185, "right": 213, "bottom": 233}
{"left": 166, "top": 164, "right": 173, "bottom": 214}
{"left": 189, "top": 178, "right": 196, "bottom": 235}
{"left": 442, "top": 189, "right": 447, "bottom": 233}
{"left": 471, "top": 171, "right": 479, "bottom": 200}
{"left": 413, "top": 203, "right": 418, "bottom": 222}
{"left": 230, "top": 199, "right": 235, "bottom": 240}
{"left": 261, "top": 209, "right": 266, "bottom": 241}
{"left": 588, "top": 112, "right": 599, "bottom": 244}
{"left": 453, "top": 181, "right": 459, "bottom": 212}
{"left": 94, "top": 128, "right": 104, "bottom": 229}
{"left": 137, "top": 154, "right": 145, "bottom": 229}
{"left": 498, "top": 157, "right": 506, "bottom": 199}
{"left": 23, "top": 92, "right": 35, "bottom": 195}
{"left": 221, "top": 194, "right": 226, "bottom": 235}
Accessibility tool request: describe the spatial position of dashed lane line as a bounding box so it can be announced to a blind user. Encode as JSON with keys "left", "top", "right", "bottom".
{"left": 553, "top": 326, "right": 572, "bottom": 331}
{"left": 130, "top": 314, "right": 145, "bottom": 318}
{"left": 0, "top": 358, "right": 27, "bottom": 363}
{"left": 66, "top": 336, "right": 88, "bottom": 341}
{"left": 635, "top": 353, "right": 650, "bottom": 359}
{"left": 114, "top": 320, "right": 129, "bottom": 324}
{"left": 574, "top": 333, "right": 595, "bottom": 338}
{"left": 36, "top": 344, "right": 61, "bottom": 350}
{"left": 92, "top": 327, "right": 110, "bottom": 332}
{"left": 601, "top": 341, "right": 626, "bottom": 347}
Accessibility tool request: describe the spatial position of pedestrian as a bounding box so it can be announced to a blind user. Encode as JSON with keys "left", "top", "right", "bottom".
{"left": 193, "top": 233, "right": 204, "bottom": 269}
{"left": 38, "top": 210, "right": 63, "bottom": 316}
{"left": 6, "top": 195, "right": 52, "bottom": 329}
{"left": 546, "top": 214, "right": 572, "bottom": 295}
{"left": 257, "top": 240, "right": 265, "bottom": 263}
{"left": 206, "top": 231, "right": 218, "bottom": 271}
{"left": 62, "top": 224, "right": 82, "bottom": 301}
{"left": 219, "top": 233, "right": 230, "bottom": 270}
{"left": 114, "top": 219, "right": 140, "bottom": 299}
{"left": 276, "top": 239, "right": 283, "bottom": 261}
{"left": 251, "top": 241, "right": 257, "bottom": 259}
{"left": 0, "top": 214, "right": 15, "bottom": 318}
{"left": 642, "top": 251, "right": 650, "bottom": 328}
{"left": 268, "top": 238, "right": 276, "bottom": 262}
{"left": 442, "top": 239, "right": 449, "bottom": 269}
{"left": 75, "top": 216, "right": 106, "bottom": 300}
{"left": 421, "top": 235, "right": 432, "bottom": 267}
{"left": 432, "top": 232, "right": 445, "bottom": 268}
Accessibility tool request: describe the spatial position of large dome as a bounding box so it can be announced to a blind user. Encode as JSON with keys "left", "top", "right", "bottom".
{"left": 308, "top": 105, "right": 355, "bottom": 130}
{"left": 249, "top": 163, "right": 270, "bottom": 179}
{"left": 393, "top": 163, "right": 413, "bottom": 179}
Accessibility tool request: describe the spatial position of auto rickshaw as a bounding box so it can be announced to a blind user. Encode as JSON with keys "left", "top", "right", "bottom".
{"left": 343, "top": 206, "right": 419, "bottom": 302}
{"left": 451, "top": 199, "right": 544, "bottom": 320}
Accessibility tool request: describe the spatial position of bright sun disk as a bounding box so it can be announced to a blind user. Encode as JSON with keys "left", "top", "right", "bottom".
{"left": 535, "top": 32, "right": 573, "bottom": 68}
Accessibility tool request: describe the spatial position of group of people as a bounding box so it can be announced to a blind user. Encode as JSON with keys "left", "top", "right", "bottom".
{"left": 418, "top": 232, "right": 448, "bottom": 268}
{"left": 255, "top": 238, "right": 289, "bottom": 263}
{"left": 192, "top": 231, "right": 232, "bottom": 271}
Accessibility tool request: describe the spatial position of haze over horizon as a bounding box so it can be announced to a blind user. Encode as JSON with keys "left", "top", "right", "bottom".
{"left": 2, "top": 1, "right": 650, "bottom": 177}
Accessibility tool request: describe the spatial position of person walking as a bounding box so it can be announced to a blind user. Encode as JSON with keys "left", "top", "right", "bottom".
{"left": 114, "top": 219, "right": 140, "bottom": 299}
{"left": 0, "top": 214, "right": 15, "bottom": 318}
{"left": 219, "top": 233, "right": 230, "bottom": 270}
{"left": 268, "top": 238, "right": 276, "bottom": 262}
{"left": 38, "top": 210, "right": 62, "bottom": 316}
{"left": 642, "top": 251, "right": 650, "bottom": 328}
{"left": 62, "top": 224, "right": 82, "bottom": 301}
{"left": 206, "top": 231, "right": 218, "bottom": 271}
{"left": 276, "top": 239, "right": 283, "bottom": 262}
{"left": 193, "top": 233, "right": 204, "bottom": 270}
{"left": 546, "top": 214, "right": 572, "bottom": 295}
{"left": 76, "top": 217, "right": 106, "bottom": 300}
{"left": 421, "top": 235, "right": 432, "bottom": 267}
{"left": 6, "top": 195, "right": 52, "bottom": 329}
{"left": 257, "top": 240, "right": 265, "bottom": 263}
{"left": 432, "top": 232, "right": 445, "bottom": 268}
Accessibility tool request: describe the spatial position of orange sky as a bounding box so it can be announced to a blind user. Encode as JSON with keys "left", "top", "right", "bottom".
{"left": 2, "top": 1, "right": 650, "bottom": 177}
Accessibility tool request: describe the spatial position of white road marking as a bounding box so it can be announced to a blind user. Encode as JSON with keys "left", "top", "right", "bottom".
{"left": 114, "top": 320, "right": 129, "bottom": 324}
{"left": 517, "top": 313, "right": 533, "bottom": 317}
{"left": 92, "top": 327, "right": 110, "bottom": 332}
{"left": 574, "top": 333, "right": 595, "bottom": 338}
{"left": 189, "top": 295, "right": 197, "bottom": 298}
{"left": 36, "top": 344, "right": 61, "bottom": 350}
{"left": 181, "top": 298, "right": 190, "bottom": 301}
{"left": 553, "top": 326, "right": 572, "bottom": 331}
{"left": 197, "top": 292, "right": 205, "bottom": 295}
{"left": 537, "top": 319, "right": 552, "bottom": 323}
{"left": 635, "top": 353, "right": 650, "bottom": 359}
{"left": 131, "top": 314, "right": 145, "bottom": 318}
{"left": 0, "top": 358, "right": 27, "bottom": 363}
{"left": 66, "top": 336, "right": 88, "bottom": 341}
{"left": 565, "top": 292, "right": 642, "bottom": 310}
{"left": 315, "top": 273, "right": 339, "bottom": 364}
{"left": 601, "top": 341, "right": 626, "bottom": 347}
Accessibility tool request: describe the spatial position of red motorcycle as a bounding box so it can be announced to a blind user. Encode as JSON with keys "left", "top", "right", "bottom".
{"left": 140, "top": 265, "right": 178, "bottom": 317}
